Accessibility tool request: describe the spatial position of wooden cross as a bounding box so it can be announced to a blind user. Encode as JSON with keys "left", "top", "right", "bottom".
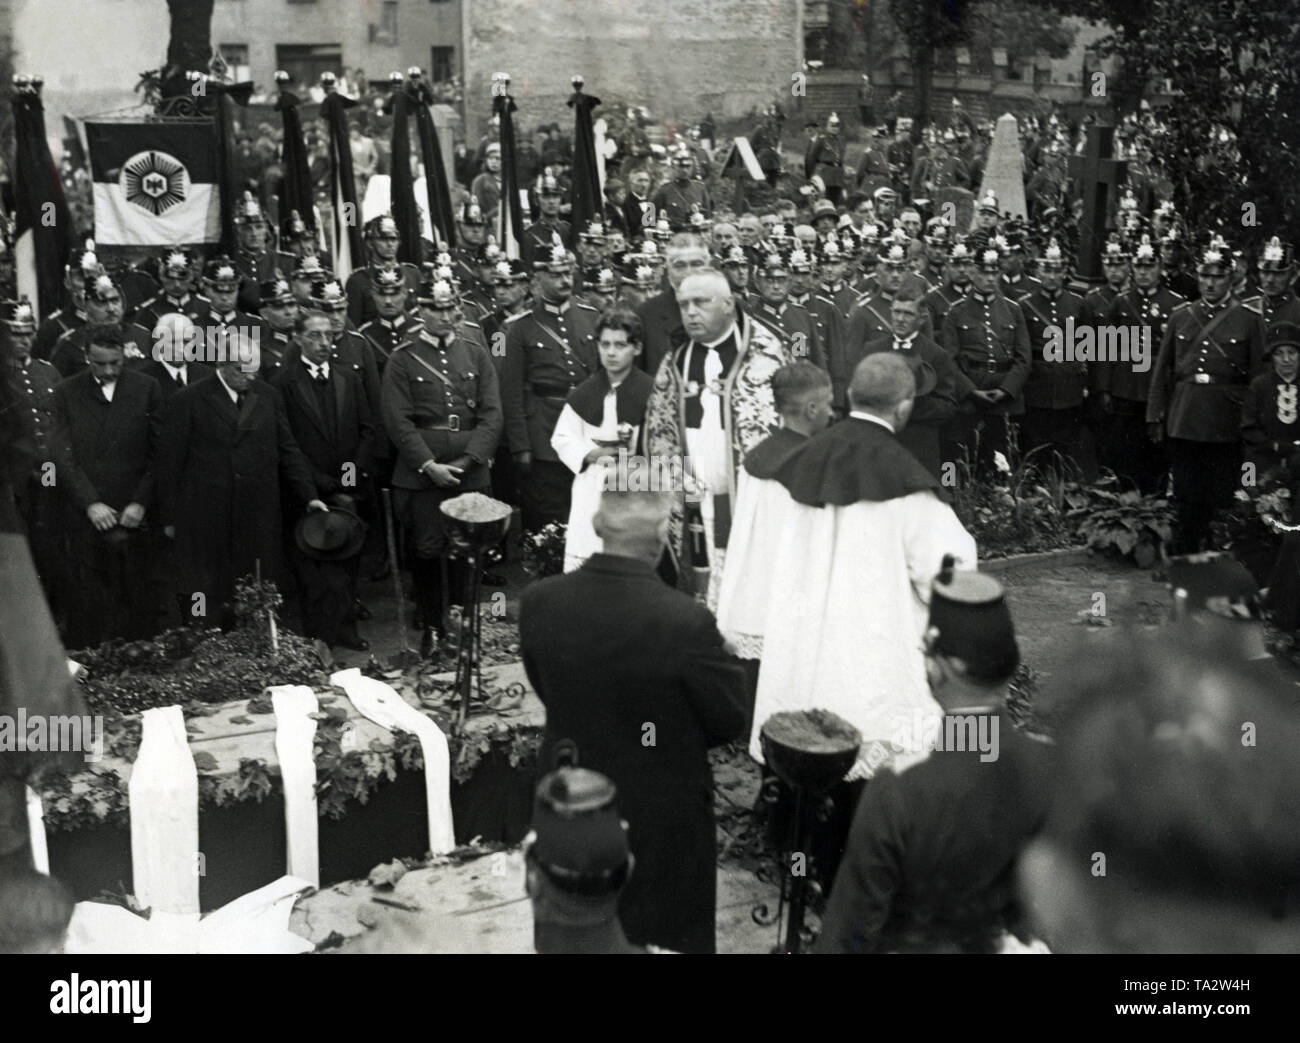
{"left": 1069, "top": 125, "right": 1128, "bottom": 280}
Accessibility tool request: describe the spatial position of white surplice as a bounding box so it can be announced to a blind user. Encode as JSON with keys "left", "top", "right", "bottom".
{"left": 715, "top": 465, "right": 798, "bottom": 660}
{"left": 551, "top": 388, "right": 639, "bottom": 572}
{"left": 749, "top": 486, "right": 977, "bottom": 781}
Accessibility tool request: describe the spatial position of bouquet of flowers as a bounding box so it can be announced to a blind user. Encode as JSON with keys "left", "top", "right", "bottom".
{"left": 521, "top": 522, "right": 568, "bottom": 579}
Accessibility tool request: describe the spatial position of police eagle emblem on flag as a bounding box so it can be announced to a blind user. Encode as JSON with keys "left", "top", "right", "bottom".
{"left": 120, "top": 151, "right": 188, "bottom": 216}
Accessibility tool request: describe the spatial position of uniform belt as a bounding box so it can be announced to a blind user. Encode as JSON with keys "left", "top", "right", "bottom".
{"left": 530, "top": 381, "right": 576, "bottom": 398}
{"left": 980, "top": 360, "right": 1013, "bottom": 373}
{"left": 416, "top": 416, "right": 476, "bottom": 432}
{"left": 1182, "top": 373, "right": 1245, "bottom": 385}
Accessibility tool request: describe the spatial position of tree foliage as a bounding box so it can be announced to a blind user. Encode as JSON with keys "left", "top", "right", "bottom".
{"left": 162, "top": 0, "right": 215, "bottom": 98}
{"left": 1055, "top": 0, "right": 1300, "bottom": 251}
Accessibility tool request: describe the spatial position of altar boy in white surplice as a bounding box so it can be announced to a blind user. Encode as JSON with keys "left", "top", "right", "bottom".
{"left": 751, "top": 353, "right": 978, "bottom": 784}
{"left": 715, "top": 362, "right": 834, "bottom": 730}
{"left": 552, "top": 308, "right": 654, "bottom": 572}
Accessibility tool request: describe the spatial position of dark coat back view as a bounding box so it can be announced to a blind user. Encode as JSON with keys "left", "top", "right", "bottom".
{"left": 520, "top": 552, "right": 747, "bottom": 954}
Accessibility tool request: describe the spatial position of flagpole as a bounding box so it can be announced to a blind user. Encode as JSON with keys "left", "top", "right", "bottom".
{"left": 10, "top": 75, "right": 74, "bottom": 322}
{"left": 492, "top": 73, "right": 524, "bottom": 262}
{"left": 566, "top": 75, "right": 603, "bottom": 249}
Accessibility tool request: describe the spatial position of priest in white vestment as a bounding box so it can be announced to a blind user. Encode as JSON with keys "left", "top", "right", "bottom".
{"left": 551, "top": 309, "right": 654, "bottom": 571}
{"left": 750, "top": 353, "right": 978, "bottom": 782}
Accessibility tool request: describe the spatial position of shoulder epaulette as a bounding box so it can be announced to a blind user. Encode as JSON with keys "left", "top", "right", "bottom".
{"left": 461, "top": 319, "right": 482, "bottom": 329}
{"left": 502, "top": 312, "right": 526, "bottom": 325}
{"left": 572, "top": 300, "right": 599, "bottom": 312}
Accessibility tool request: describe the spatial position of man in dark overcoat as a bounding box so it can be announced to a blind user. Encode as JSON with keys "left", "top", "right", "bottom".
{"left": 274, "top": 309, "right": 377, "bottom": 652}
{"left": 50, "top": 325, "right": 164, "bottom": 646}
{"left": 519, "top": 487, "right": 748, "bottom": 954}
{"left": 156, "top": 332, "right": 325, "bottom": 627}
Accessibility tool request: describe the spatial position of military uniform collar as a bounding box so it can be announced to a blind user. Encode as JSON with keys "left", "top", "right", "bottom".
{"left": 821, "top": 280, "right": 844, "bottom": 294}
{"left": 420, "top": 329, "right": 455, "bottom": 350}
{"left": 972, "top": 290, "right": 997, "bottom": 304}
{"left": 380, "top": 315, "right": 407, "bottom": 330}
{"left": 542, "top": 300, "right": 570, "bottom": 317}
{"left": 789, "top": 291, "right": 810, "bottom": 306}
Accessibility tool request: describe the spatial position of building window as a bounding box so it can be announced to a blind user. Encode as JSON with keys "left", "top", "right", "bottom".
{"left": 275, "top": 44, "right": 343, "bottom": 91}
{"left": 383, "top": 1, "right": 398, "bottom": 34}
{"left": 218, "top": 44, "right": 250, "bottom": 83}
{"left": 431, "top": 46, "right": 455, "bottom": 83}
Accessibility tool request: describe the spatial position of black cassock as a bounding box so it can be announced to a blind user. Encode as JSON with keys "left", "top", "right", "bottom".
{"left": 520, "top": 553, "right": 747, "bottom": 954}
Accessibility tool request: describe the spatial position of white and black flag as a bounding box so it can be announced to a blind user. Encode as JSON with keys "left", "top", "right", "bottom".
{"left": 84, "top": 121, "right": 222, "bottom": 246}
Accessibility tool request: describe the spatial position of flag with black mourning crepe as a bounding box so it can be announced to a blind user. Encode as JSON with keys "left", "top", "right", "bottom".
{"left": 84, "top": 121, "right": 221, "bottom": 245}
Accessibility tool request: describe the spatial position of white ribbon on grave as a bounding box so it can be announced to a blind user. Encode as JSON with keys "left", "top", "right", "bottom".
{"left": 270, "top": 685, "right": 320, "bottom": 888}
{"left": 64, "top": 874, "right": 315, "bottom": 954}
{"left": 26, "top": 785, "right": 49, "bottom": 874}
{"left": 329, "top": 668, "right": 455, "bottom": 855}
{"left": 128, "top": 705, "right": 200, "bottom": 915}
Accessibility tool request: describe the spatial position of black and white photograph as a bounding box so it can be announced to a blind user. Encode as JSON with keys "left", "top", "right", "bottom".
{"left": 0, "top": 0, "right": 1297, "bottom": 993}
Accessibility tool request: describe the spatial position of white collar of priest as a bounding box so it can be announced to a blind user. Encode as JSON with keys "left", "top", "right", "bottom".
{"left": 848, "top": 409, "right": 895, "bottom": 434}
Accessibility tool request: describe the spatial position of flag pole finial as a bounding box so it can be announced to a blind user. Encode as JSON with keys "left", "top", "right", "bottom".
{"left": 571, "top": 75, "right": 584, "bottom": 90}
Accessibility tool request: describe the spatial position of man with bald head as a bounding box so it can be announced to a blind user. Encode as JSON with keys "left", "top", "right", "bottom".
{"left": 752, "top": 354, "right": 977, "bottom": 895}
{"left": 520, "top": 485, "right": 747, "bottom": 953}
{"left": 140, "top": 312, "right": 213, "bottom": 403}
{"left": 644, "top": 268, "right": 790, "bottom": 600}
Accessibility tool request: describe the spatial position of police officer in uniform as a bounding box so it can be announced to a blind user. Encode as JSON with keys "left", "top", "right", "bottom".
{"left": 276, "top": 210, "right": 320, "bottom": 274}
{"left": 232, "top": 192, "right": 280, "bottom": 312}
{"left": 453, "top": 201, "right": 489, "bottom": 286}
{"left": 1244, "top": 237, "right": 1300, "bottom": 331}
{"left": 197, "top": 255, "right": 271, "bottom": 361}
{"left": 258, "top": 277, "right": 299, "bottom": 381}
{"left": 523, "top": 174, "right": 572, "bottom": 265}
{"left": 1081, "top": 235, "right": 1132, "bottom": 338}
{"left": 1147, "top": 236, "right": 1267, "bottom": 552}
{"left": 923, "top": 238, "right": 974, "bottom": 331}
{"left": 345, "top": 214, "right": 421, "bottom": 328}
{"left": 4, "top": 299, "right": 68, "bottom": 624}
{"left": 49, "top": 273, "right": 148, "bottom": 378}
{"left": 500, "top": 241, "right": 599, "bottom": 531}
{"left": 34, "top": 243, "right": 94, "bottom": 361}
{"left": 357, "top": 267, "right": 415, "bottom": 377}
{"left": 381, "top": 273, "right": 503, "bottom": 658}
{"left": 941, "top": 240, "right": 1032, "bottom": 474}
{"left": 651, "top": 147, "right": 712, "bottom": 229}
{"left": 1097, "top": 235, "right": 1183, "bottom": 492}
{"left": 746, "top": 249, "right": 823, "bottom": 374}
{"left": 1017, "top": 239, "right": 1088, "bottom": 469}
{"left": 127, "top": 248, "right": 210, "bottom": 333}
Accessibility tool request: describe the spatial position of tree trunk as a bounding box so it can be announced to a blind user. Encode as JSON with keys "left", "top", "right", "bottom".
{"left": 162, "top": 0, "right": 215, "bottom": 98}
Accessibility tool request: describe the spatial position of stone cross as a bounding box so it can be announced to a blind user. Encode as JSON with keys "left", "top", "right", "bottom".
{"left": 1069, "top": 124, "right": 1128, "bottom": 280}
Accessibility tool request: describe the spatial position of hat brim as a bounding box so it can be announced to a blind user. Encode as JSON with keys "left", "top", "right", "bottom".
{"left": 295, "top": 510, "right": 366, "bottom": 561}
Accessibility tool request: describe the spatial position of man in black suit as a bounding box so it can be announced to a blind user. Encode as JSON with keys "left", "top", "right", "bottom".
{"left": 519, "top": 487, "right": 748, "bottom": 954}
{"left": 635, "top": 232, "right": 709, "bottom": 376}
{"left": 273, "top": 310, "right": 376, "bottom": 652}
{"left": 859, "top": 292, "right": 972, "bottom": 478}
{"left": 50, "top": 326, "right": 164, "bottom": 646}
{"left": 156, "top": 331, "right": 326, "bottom": 629}
{"left": 138, "top": 313, "right": 214, "bottom": 404}
{"left": 816, "top": 565, "right": 1051, "bottom": 954}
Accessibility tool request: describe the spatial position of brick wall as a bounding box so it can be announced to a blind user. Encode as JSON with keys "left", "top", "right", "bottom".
{"left": 463, "top": 0, "right": 802, "bottom": 140}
